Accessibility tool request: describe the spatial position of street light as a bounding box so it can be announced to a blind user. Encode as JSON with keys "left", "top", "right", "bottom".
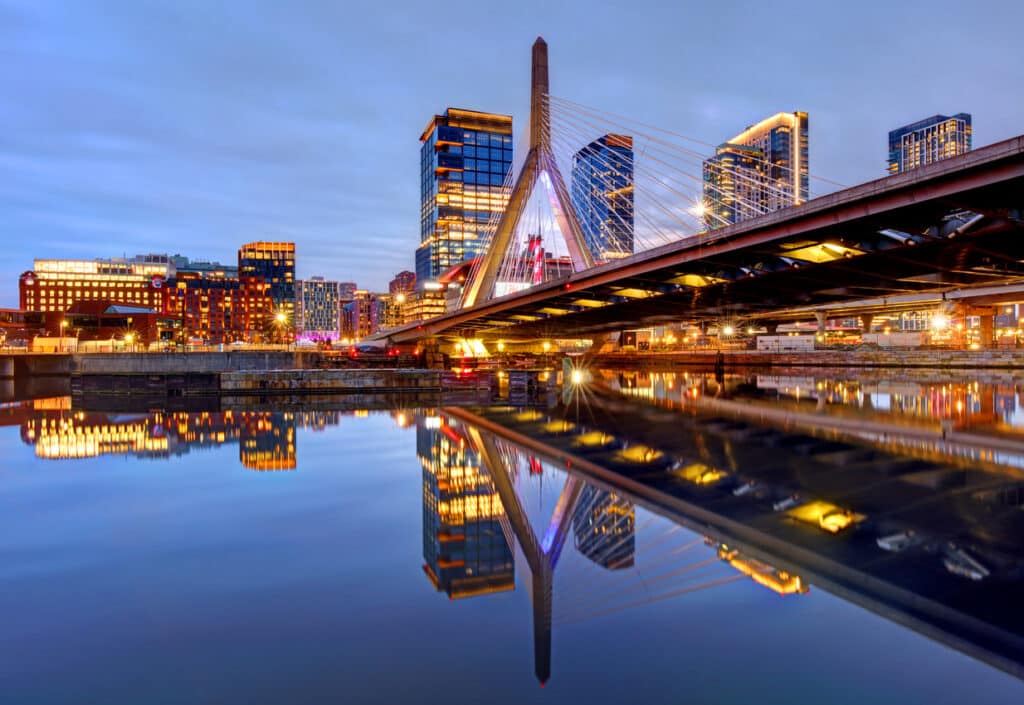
{"left": 124, "top": 333, "right": 135, "bottom": 352}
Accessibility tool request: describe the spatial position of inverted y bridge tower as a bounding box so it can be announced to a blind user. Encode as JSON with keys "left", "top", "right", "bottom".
{"left": 461, "top": 37, "right": 595, "bottom": 308}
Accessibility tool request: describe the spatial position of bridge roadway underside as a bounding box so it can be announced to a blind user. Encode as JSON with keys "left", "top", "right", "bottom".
{"left": 387, "top": 136, "right": 1024, "bottom": 343}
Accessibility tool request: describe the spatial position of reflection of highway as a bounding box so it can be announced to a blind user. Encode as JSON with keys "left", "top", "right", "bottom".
{"left": 424, "top": 388, "right": 1024, "bottom": 684}
{"left": 1, "top": 398, "right": 350, "bottom": 470}
{"left": 608, "top": 369, "right": 1024, "bottom": 468}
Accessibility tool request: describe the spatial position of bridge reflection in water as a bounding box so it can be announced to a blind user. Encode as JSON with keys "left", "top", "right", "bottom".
{"left": 415, "top": 380, "right": 1024, "bottom": 684}
{"left": 6, "top": 377, "right": 1024, "bottom": 685}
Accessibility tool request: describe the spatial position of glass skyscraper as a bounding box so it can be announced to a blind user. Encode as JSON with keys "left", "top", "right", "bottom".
{"left": 238, "top": 241, "right": 296, "bottom": 324}
{"left": 417, "top": 108, "right": 513, "bottom": 284}
{"left": 702, "top": 111, "right": 808, "bottom": 230}
{"left": 570, "top": 134, "right": 635, "bottom": 261}
{"left": 887, "top": 113, "right": 972, "bottom": 174}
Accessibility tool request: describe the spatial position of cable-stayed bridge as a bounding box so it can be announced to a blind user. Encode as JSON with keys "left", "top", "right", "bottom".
{"left": 386, "top": 38, "right": 1024, "bottom": 345}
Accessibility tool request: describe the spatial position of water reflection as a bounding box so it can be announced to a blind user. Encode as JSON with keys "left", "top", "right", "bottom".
{"left": 2, "top": 379, "right": 1023, "bottom": 698}
{"left": 3, "top": 399, "right": 349, "bottom": 470}
{"left": 418, "top": 412, "right": 515, "bottom": 599}
{"left": 607, "top": 368, "right": 1024, "bottom": 429}
{"left": 606, "top": 369, "right": 1024, "bottom": 469}
{"left": 434, "top": 385, "right": 1024, "bottom": 683}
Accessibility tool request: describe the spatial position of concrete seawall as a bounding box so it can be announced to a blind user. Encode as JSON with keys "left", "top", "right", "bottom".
{"left": 221, "top": 369, "right": 450, "bottom": 394}
{"left": 74, "top": 352, "right": 300, "bottom": 375}
{"left": 72, "top": 368, "right": 496, "bottom": 398}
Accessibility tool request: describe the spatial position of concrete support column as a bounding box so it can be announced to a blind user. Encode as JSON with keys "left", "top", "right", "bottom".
{"left": 979, "top": 313, "right": 994, "bottom": 349}
{"left": 861, "top": 314, "right": 874, "bottom": 334}
{"left": 815, "top": 312, "right": 827, "bottom": 334}
{"left": 764, "top": 323, "right": 778, "bottom": 335}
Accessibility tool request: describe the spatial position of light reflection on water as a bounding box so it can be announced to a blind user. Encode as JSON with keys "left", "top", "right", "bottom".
{"left": 1, "top": 376, "right": 1024, "bottom": 704}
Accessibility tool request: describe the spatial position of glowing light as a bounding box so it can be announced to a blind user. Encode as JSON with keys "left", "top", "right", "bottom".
{"left": 931, "top": 312, "right": 949, "bottom": 331}
{"left": 275, "top": 312, "right": 287, "bottom": 324}
{"left": 570, "top": 369, "right": 584, "bottom": 385}
{"left": 542, "top": 341, "right": 551, "bottom": 352}
{"left": 721, "top": 326, "right": 734, "bottom": 337}
{"left": 496, "top": 340, "right": 506, "bottom": 352}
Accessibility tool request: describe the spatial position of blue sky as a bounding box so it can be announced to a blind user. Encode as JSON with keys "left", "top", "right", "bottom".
{"left": 1, "top": 0, "right": 1021, "bottom": 307}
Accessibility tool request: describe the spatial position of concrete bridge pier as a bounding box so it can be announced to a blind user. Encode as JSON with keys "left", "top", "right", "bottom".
{"left": 979, "top": 309, "right": 995, "bottom": 348}
{"left": 860, "top": 314, "right": 874, "bottom": 333}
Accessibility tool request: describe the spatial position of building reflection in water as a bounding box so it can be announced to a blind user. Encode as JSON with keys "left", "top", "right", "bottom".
{"left": 9, "top": 399, "right": 352, "bottom": 471}
{"left": 417, "top": 412, "right": 515, "bottom": 599}
{"left": 572, "top": 486, "right": 635, "bottom": 570}
{"left": 412, "top": 408, "right": 812, "bottom": 685}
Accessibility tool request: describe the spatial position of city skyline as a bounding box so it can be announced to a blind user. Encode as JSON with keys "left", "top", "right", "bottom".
{"left": 2, "top": 1, "right": 1022, "bottom": 308}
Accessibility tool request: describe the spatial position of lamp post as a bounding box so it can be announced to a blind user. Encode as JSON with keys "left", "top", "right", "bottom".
{"left": 124, "top": 332, "right": 135, "bottom": 353}
{"left": 60, "top": 319, "right": 68, "bottom": 352}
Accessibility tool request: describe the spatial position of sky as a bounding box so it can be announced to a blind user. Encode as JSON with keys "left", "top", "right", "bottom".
{"left": 1, "top": 0, "right": 1021, "bottom": 308}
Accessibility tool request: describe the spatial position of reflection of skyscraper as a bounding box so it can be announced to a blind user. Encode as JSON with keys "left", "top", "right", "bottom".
{"left": 239, "top": 412, "right": 296, "bottom": 470}
{"left": 572, "top": 485, "right": 635, "bottom": 570}
{"left": 418, "top": 413, "right": 514, "bottom": 598}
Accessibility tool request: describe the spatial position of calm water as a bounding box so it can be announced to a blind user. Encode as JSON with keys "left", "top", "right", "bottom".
{"left": 2, "top": 372, "right": 1024, "bottom": 704}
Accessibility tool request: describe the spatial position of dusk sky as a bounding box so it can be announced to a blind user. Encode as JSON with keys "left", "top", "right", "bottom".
{"left": 2, "top": 0, "right": 1021, "bottom": 308}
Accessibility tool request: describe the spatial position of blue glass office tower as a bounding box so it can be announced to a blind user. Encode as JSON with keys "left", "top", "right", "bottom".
{"left": 570, "top": 134, "right": 634, "bottom": 261}
{"left": 417, "top": 108, "right": 513, "bottom": 284}
{"left": 887, "top": 113, "right": 972, "bottom": 174}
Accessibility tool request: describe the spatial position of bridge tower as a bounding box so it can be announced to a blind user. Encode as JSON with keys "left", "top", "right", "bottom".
{"left": 461, "top": 37, "right": 595, "bottom": 308}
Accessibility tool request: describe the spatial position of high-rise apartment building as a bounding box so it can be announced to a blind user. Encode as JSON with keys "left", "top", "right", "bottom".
{"left": 571, "top": 134, "right": 635, "bottom": 261}
{"left": 296, "top": 277, "right": 341, "bottom": 341}
{"left": 417, "top": 108, "right": 513, "bottom": 284}
{"left": 238, "top": 242, "right": 296, "bottom": 324}
{"left": 887, "top": 113, "right": 972, "bottom": 174}
{"left": 702, "top": 112, "right": 808, "bottom": 230}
